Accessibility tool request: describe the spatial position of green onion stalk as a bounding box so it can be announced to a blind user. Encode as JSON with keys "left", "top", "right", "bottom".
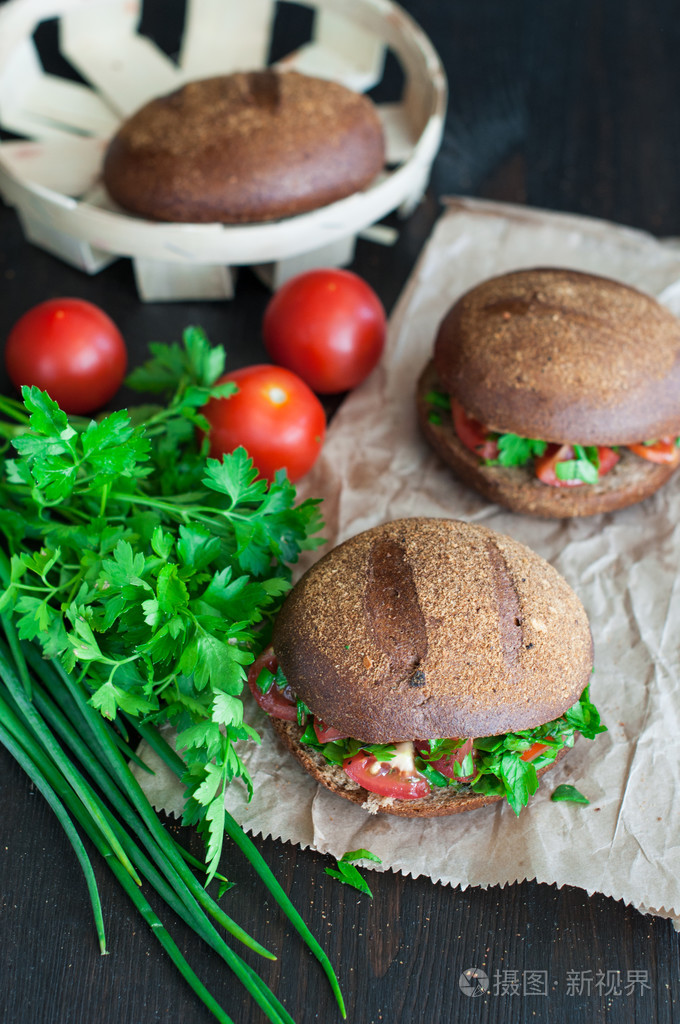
{"left": 0, "top": 613, "right": 344, "bottom": 1023}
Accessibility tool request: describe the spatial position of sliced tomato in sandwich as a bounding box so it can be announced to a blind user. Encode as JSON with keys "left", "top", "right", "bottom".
{"left": 627, "top": 438, "right": 680, "bottom": 466}
{"left": 450, "top": 399, "right": 499, "bottom": 460}
{"left": 534, "top": 443, "right": 620, "bottom": 487}
{"left": 247, "top": 646, "right": 298, "bottom": 721}
{"left": 313, "top": 718, "right": 347, "bottom": 743}
{"left": 344, "top": 743, "right": 431, "bottom": 800}
{"left": 520, "top": 738, "right": 554, "bottom": 762}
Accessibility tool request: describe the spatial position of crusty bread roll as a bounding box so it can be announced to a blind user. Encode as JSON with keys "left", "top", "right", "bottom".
{"left": 434, "top": 267, "right": 680, "bottom": 444}
{"left": 418, "top": 267, "right": 680, "bottom": 517}
{"left": 102, "top": 70, "right": 385, "bottom": 223}
{"left": 269, "top": 517, "right": 593, "bottom": 816}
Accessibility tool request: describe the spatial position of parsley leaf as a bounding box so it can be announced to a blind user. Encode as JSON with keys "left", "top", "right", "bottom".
{"left": 325, "top": 849, "right": 382, "bottom": 896}
{"left": 551, "top": 784, "right": 590, "bottom": 804}
{"left": 555, "top": 445, "right": 600, "bottom": 484}
{"left": 424, "top": 389, "right": 451, "bottom": 410}
{"left": 492, "top": 433, "right": 548, "bottom": 467}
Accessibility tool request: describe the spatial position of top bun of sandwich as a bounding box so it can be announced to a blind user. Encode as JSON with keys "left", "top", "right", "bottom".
{"left": 417, "top": 268, "right": 680, "bottom": 517}
{"left": 435, "top": 267, "right": 680, "bottom": 443}
{"left": 272, "top": 517, "right": 593, "bottom": 743}
{"left": 103, "top": 70, "right": 385, "bottom": 224}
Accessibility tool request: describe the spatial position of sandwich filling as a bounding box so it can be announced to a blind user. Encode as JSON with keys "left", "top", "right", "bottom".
{"left": 248, "top": 646, "right": 605, "bottom": 814}
{"left": 426, "top": 390, "right": 680, "bottom": 486}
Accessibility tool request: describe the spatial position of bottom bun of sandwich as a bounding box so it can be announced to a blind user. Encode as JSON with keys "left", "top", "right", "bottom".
{"left": 417, "top": 360, "right": 676, "bottom": 518}
{"left": 248, "top": 517, "right": 605, "bottom": 817}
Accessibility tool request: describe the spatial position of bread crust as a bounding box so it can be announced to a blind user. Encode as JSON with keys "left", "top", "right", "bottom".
{"left": 271, "top": 718, "right": 568, "bottom": 817}
{"left": 103, "top": 71, "right": 385, "bottom": 223}
{"left": 417, "top": 359, "right": 677, "bottom": 517}
{"left": 433, "top": 267, "right": 680, "bottom": 445}
{"left": 272, "top": 517, "right": 593, "bottom": 742}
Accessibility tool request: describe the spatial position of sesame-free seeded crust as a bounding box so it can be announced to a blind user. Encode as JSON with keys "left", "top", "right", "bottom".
{"left": 272, "top": 517, "right": 593, "bottom": 743}
{"left": 433, "top": 267, "right": 680, "bottom": 446}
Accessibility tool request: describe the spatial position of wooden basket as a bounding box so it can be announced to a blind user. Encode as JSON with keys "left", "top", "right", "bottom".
{"left": 0, "top": 0, "right": 446, "bottom": 300}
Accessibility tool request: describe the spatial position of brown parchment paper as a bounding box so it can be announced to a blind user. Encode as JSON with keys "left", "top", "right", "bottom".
{"left": 137, "top": 197, "right": 680, "bottom": 926}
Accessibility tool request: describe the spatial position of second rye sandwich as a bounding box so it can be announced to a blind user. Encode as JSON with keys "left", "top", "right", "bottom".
{"left": 247, "top": 517, "right": 605, "bottom": 817}
{"left": 417, "top": 267, "right": 680, "bottom": 517}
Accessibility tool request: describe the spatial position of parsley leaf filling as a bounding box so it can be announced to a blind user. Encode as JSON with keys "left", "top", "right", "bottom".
{"left": 492, "top": 433, "right": 548, "bottom": 467}
{"left": 553, "top": 444, "right": 601, "bottom": 484}
{"left": 426, "top": 389, "right": 680, "bottom": 482}
{"left": 297, "top": 686, "right": 605, "bottom": 815}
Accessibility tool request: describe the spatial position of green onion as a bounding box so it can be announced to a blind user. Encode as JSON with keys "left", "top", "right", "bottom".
{"left": 0, "top": 622, "right": 336, "bottom": 1023}
{"left": 135, "top": 717, "right": 347, "bottom": 1019}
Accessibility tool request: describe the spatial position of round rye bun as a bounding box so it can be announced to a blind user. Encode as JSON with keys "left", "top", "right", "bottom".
{"left": 270, "top": 518, "right": 592, "bottom": 815}
{"left": 103, "top": 70, "right": 385, "bottom": 224}
{"left": 433, "top": 267, "right": 680, "bottom": 445}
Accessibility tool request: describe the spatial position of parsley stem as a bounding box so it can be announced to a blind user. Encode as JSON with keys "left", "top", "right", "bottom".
{"left": 0, "top": 395, "right": 31, "bottom": 424}
{"left": 104, "top": 490, "right": 267, "bottom": 527}
{"left": 99, "top": 480, "right": 110, "bottom": 517}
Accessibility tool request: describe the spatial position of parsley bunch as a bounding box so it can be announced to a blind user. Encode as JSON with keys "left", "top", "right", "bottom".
{"left": 0, "top": 327, "right": 324, "bottom": 880}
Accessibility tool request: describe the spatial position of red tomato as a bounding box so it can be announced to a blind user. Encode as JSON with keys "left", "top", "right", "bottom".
{"left": 450, "top": 400, "right": 499, "bottom": 460}
{"left": 520, "top": 738, "right": 554, "bottom": 762}
{"left": 535, "top": 443, "right": 619, "bottom": 486}
{"left": 628, "top": 439, "right": 680, "bottom": 466}
{"left": 416, "top": 737, "right": 476, "bottom": 781}
{"left": 5, "top": 298, "right": 127, "bottom": 415}
{"left": 596, "top": 446, "right": 621, "bottom": 476}
{"left": 313, "top": 718, "right": 347, "bottom": 743}
{"left": 202, "top": 364, "right": 326, "bottom": 482}
{"left": 246, "top": 646, "right": 298, "bottom": 721}
{"left": 344, "top": 749, "right": 431, "bottom": 800}
{"left": 262, "top": 269, "right": 386, "bottom": 394}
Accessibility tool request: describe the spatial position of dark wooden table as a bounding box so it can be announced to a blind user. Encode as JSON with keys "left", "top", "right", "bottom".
{"left": 2, "top": 2, "right": 679, "bottom": 1022}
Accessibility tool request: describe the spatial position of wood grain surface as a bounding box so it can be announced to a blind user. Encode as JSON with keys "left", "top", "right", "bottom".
{"left": 1, "top": 2, "right": 680, "bottom": 1022}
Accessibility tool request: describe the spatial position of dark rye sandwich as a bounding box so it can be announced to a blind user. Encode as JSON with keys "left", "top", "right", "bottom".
{"left": 416, "top": 267, "right": 680, "bottom": 517}
{"left": 247, "top": 517, "right": 605, "bottom": 817}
